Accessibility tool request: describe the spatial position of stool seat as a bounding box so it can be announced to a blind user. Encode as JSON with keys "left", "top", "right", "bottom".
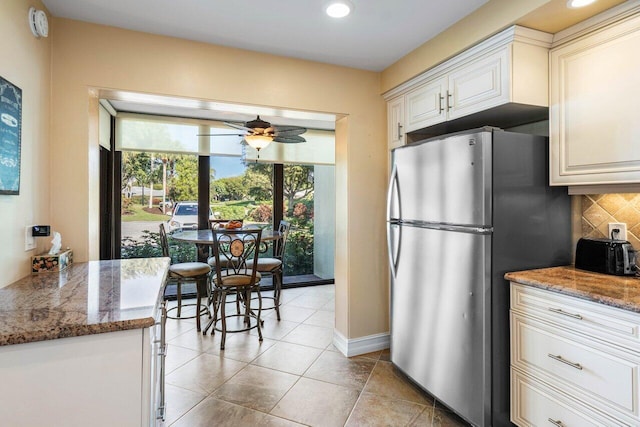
{"left": 170, "top": 262, "right": 211, "bottom": 278}
{"left": 213, "top": 271, "right": 262, "bottom": 287}
{"left": 247, "top": 258, "right": 282, "bottom": 272}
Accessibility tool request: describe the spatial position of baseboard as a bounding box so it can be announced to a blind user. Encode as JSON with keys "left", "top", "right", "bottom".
{"left": 333, "top": 330, "right": 390, "bottom": 357}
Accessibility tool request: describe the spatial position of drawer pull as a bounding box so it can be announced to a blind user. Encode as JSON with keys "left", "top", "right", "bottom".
{"left": 548, "top": 418, "right": 564, "bottom": 427}
{"left": 548, "top": 307, "right": 583, "bottom": 320}
{"left": 548, "top": 353, "right": 583, "bottom": 370}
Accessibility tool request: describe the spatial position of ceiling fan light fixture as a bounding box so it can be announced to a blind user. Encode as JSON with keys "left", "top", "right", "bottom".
{"left": 245, "top": 134, "right": 273, "bottom": 151}
{"left": 566, "top": 0, "right": 597, "bottom": 8}
{"left": 326, "top": 1, "right": 353, "bottom": 18}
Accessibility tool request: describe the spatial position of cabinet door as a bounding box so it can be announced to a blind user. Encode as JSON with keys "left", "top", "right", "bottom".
{"left": 387, "top": 96, "right": 404, "bottom": 150}
{"left": 404, "top": 77, "right": 447, "bottom": 132}
{"left": 550, "top": 14, "right": 640, "bottom": 185}
{"left": 448, "top": 46, "right": 510, "bottom": 120}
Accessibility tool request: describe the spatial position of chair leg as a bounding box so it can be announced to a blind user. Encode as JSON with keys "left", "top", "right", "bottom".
{"left": 176, "top": 282, "right": 182, "bottom": 318}
{"left": 220, "top": 289, "right": 227, "bottom": 350}
{"left": 274, "top": 270, "right": 282, "bottom": 321}
{"left": 256, "top": 286, "right": 263, "bottom": 342}
{"left": 206, "top": 288, "right": 219, "bottom": 335}
{"left": 196, "top": 287, "right": 201, "bottom": 332}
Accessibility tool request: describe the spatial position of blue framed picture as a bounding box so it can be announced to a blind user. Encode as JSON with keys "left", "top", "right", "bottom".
{"left": 0, "top": 76, "right": 22, "bottom": 195}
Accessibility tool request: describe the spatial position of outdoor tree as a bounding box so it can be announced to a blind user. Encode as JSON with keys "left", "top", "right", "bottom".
{"left": 243, "top": 163, "right": 272, "bottom": 201}
{"left": 122, "top": 151, "right": 153, "bottom": 204}
{"left": 283, "top": 165, "right": 314, "bottom": 215}
{"left": 214, "top": 176, "right": 247, "bottom": 200}
{"left": 170, "top": 156, "right": 198, "bottom": 201}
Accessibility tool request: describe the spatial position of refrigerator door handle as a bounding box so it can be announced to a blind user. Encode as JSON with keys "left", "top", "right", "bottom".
{"left": 387, "top": 222, "right": 401, "bottom": 278}
{"left": 387, "top": 163, "right": 401, "bottom": 222}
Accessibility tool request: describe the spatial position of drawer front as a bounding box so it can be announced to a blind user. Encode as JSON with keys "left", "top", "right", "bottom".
{"left": 511, "top": 283, "right": 640, "bottom": 352}
{"left": 511, "top": 313, "right": 638, "bottom": 415}
{"left": 511, "top": 369, "right": 628, "bottom": 427}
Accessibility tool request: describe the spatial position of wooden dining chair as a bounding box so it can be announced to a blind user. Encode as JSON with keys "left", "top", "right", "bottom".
{"left": 247, "top": 220, "right": 291, "bottom": 321}
{"left": 159, "top": 224, "right": 211, "bottom": 331}
{"left": 204, "top": 228, "right": 263, "bottom": 350}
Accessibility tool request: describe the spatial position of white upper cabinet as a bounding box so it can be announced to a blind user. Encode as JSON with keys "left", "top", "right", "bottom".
{"left": 405, "top": 77, "right": 447, "bottom": 131}
{"left": 550, "top": 5, "right": 640, "bottom": 187}
{"left": 384, "top": 25, "right": 552, "bottom": 143}
{"left": 387, "top": 96, "right": 405, "bottom": 150}
{"left": 447, "top": 47, "right": 509, "bottom": 121}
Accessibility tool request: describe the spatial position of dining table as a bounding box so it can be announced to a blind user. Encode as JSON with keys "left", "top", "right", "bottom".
{"left": 171, "top": 227, "right": 283, "bottom": 263}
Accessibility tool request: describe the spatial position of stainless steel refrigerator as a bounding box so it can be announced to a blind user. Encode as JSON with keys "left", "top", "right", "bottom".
{"left": 387, "top": 128, "right": 571, "bottom": 427}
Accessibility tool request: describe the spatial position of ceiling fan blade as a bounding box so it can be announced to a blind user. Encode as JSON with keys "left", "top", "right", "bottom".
{"left": 224, "top": 121, "right": 254, "bottom": 132}
{"left": 273, "top": 125, "right": 306, "bottom": 136}
{"left": 197, "top": 133, "right": 246, "bottom": 137}
{"left": 273, "top": 135, "right": 306, "bottom": 144}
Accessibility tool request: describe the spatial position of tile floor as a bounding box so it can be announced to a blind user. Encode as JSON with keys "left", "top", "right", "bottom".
{"left": 161, "top": 284, "right": 470, "bottom": 427}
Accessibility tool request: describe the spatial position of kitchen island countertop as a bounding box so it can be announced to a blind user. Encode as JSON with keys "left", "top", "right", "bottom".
{"left": 0, "top": 257, "right": 170, "bottom": 346}
{"left": 505, "top": 265, "right": 640, "bottom": 313}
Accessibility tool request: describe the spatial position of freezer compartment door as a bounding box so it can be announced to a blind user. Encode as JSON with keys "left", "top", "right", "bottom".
{"left": 391, "top": 224, "right": 491, "bottom": 427}
{"left": 393, "top": 131, "right": 492, "bottom": 226}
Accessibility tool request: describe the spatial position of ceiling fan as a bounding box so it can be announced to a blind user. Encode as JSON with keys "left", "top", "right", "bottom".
{"left": 198, "top": 115, "right": 307, "bottom": 155}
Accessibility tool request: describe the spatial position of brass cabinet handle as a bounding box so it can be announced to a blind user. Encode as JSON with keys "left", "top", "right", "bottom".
{"left": 548, "top": 418, "right": 564, "bottom": 427}
{"left": 548, "top": 353, "right": 583, "bottom": 370}
{"left": 548, "top": 307, "right": 583, "bottom": 320}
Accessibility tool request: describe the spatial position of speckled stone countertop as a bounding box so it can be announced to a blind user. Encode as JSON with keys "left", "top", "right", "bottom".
{"left": 505, "top": 266, "right": 640, "bottom": 313}
{"left": 0, "top": 257, "right": 170, "bottom": 346}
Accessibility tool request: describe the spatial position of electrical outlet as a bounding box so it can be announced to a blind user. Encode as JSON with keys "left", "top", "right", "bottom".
{"left": 25, "top": 226, "right": 36, "bottom": 251}
{"left": 608, "top": 222, "right": 627, "bottom": 241}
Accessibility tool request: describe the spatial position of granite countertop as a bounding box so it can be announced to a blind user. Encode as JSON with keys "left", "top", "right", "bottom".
{"left": 0, "top": 257, "right": 170, "bottom": 346}
{"left": 505, "top": 265, "right": 640, "bottom": 313}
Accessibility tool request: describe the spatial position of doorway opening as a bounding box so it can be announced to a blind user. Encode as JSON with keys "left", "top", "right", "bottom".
{"left": 107, "top": 111, "right": 335, "bottom": 288}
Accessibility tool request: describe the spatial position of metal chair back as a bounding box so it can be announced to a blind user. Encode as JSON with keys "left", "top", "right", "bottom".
{"left": 210, "top": 228, "right": 262, "bottom": 287}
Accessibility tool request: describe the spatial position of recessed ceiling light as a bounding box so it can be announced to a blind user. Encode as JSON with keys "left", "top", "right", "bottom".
{"left": 567, "top": 0, "right": 597, "bottom": 8}
{"left": 326, "top": 1, "right": 353, "bottom": 18}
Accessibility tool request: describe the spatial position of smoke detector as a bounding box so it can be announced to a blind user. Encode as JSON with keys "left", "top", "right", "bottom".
{"left": 28, "top": 7, "right": 49, "bottom": 38}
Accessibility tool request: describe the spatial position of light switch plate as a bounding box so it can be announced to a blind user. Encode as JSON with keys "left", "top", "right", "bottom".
{"left": 25, "top": 225, "right": 36, "bottom": 251}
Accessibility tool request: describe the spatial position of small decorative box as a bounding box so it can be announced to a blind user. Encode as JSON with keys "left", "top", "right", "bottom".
{"left": 31, "top": 249, "right": 73, "bottom": 273}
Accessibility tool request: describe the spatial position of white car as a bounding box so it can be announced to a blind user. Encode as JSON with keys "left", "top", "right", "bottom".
{"left": 167, "top": 202, "right": 212, "bottom": 232}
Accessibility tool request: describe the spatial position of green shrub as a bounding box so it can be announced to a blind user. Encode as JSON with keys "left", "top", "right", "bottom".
{"left": 284, "top": 229, "right": 313, "bottom": 275}
{"left": 121, "top": 230, "right": 196, "bottom": 263}
{"left": 212, "top": 205, "right": 247, "bottom": 220}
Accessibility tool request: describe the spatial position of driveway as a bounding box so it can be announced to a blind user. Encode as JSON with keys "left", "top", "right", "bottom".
{"left": 121, "top": 220, "right": 165, "bottom": 242}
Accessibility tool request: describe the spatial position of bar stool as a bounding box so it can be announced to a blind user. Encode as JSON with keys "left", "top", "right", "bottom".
{"left": 159, "top": 224, "right": 211, "bottom": 331}
{"left": 204, "top": 227, "right": 263, "bottom": 350}
{"left": 247, "top": 220, "right": 291, "bottom": 321}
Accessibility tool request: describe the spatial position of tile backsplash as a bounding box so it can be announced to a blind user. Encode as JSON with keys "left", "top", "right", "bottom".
{"left": 582, "top": 194, "right": 640, "bottom": 248}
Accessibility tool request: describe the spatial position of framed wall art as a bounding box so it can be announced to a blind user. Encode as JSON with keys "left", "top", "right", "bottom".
{"left": 0, "top": 76, "right": 22, "bottom": 195}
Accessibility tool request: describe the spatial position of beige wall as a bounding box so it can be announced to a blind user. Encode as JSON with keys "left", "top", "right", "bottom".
{"left": 50, "top": 19, "right": 388, "bottom": 339}
{"left": 381, "top": 0, "right": 551, "bottom": 93}
{"left": 0, "top": 0, "right": 51, "bottom": 287}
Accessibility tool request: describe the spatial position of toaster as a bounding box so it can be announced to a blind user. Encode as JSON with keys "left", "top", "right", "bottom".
{"left": 575, "top": 237, "right": 637, "bottom": 276}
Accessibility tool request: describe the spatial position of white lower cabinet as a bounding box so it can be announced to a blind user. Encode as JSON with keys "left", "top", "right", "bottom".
{"left": 510, "top": 283, "right": 640, "bottom": 426}
{"left": 0, "top": 326, "right": 161, "bottom": 427}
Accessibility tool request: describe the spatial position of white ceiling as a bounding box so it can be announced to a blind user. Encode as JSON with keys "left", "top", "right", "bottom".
{"left": 41, "top": 0, "right": 488, "bottom": 72}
